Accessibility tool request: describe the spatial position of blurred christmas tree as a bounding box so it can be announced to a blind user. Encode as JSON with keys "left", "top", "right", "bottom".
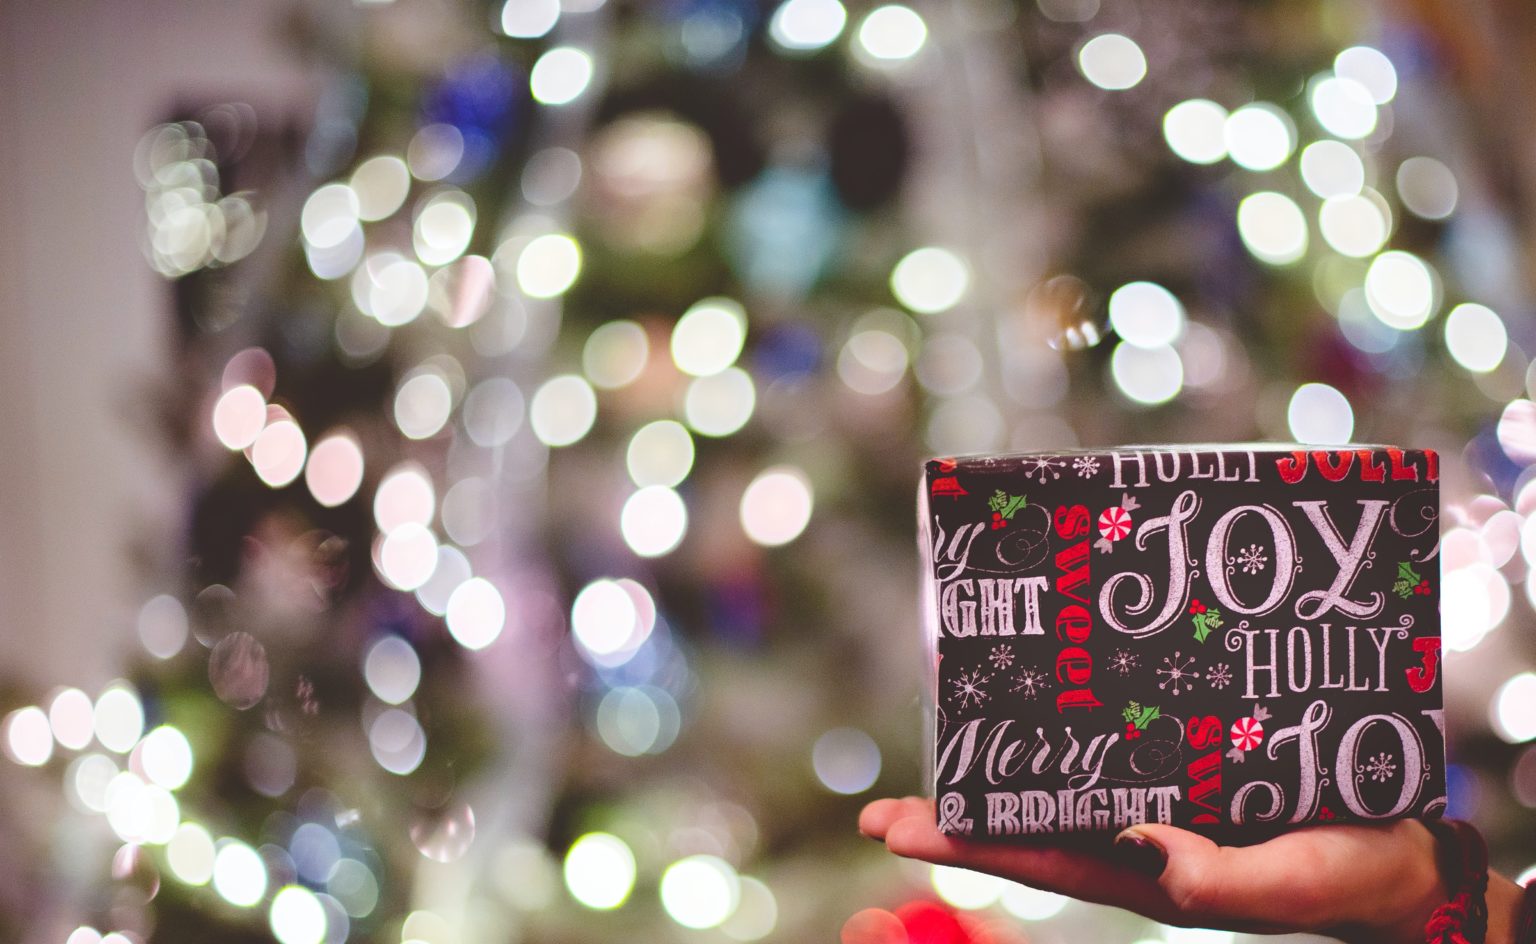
{"left": 2, "top": 0, "right": 1534, "bottom": 942}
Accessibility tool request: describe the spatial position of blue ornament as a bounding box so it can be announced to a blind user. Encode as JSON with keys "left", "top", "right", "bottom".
{"left": 725, "top": 166, "right": 844, "bottom": 299}
{"left": 421, "top": 54, "right": 524, "bottom": 183}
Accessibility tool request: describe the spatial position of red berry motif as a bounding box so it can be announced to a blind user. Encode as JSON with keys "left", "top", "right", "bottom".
{"left": 1414, "top": 579, "right": 1430, "bottom": 595}
{"left": 1189, "top": 599, "right": 1206, "bottom": 615}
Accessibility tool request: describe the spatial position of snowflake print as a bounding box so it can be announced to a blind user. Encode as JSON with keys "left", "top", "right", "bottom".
{"left": 1233, "top": 543, "right": 1268, "bottom": 575}
{"left": 1109, "top": 649, "right": 1140, "bottom": 676}
{"left": 1072, "top": 455, "right": 1100, "bottom": 479}
{"left": 1021, "top": 457, "right": 1065, "bottom": 482}
{"left": 1010, "top": 667, "right": 1050, "bottom": 700}
{"left": 1206, "top": 662, "right": 1233, "bottom": 690}
{"left": 1360, "top": 751, "right": 1397, "bottom": 783}
{"left": 1156, "top": 651, "right": 1201, "bottom": 696}
{"left": 951, "top": 668, "right": 992, "bottom": 710}
{"left": 988, "top": 645, "right": 1015, "bottom": 672}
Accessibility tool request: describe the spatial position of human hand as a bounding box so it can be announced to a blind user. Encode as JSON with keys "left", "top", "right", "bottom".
{"left": 858, "top": 797, "right": 1449, "bottom": 943}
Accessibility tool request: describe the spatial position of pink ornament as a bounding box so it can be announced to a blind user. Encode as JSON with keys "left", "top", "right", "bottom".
{"left": 1230, "top": 716, "right": 1264, "bottom": 752}
{"left": 1098, "top": 506, "right": 1132, "bottom": 542}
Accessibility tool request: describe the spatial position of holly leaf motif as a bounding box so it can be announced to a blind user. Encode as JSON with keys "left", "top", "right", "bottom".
{"left": 1133, "top": 705, "right": 1160, "bottom": 730}
{"left": 1121, "top": 701, "right": 1142, "bottom": 724}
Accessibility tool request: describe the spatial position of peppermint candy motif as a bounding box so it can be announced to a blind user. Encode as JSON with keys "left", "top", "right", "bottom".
{"left": 1230, "top": 716, "right": 1265, "bottom": 752}
{"left": 1098, "top": 506, "right": 1133, "bottom": 542}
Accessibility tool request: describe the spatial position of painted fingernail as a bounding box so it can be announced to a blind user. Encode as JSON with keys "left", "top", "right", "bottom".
{"left": 1114, "top": 832, "right": 1167, "bottom": 878}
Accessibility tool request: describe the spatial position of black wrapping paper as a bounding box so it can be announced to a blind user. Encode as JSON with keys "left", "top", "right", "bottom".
{"left": 919, "top": 446, "right": 1445, "bottom": 842}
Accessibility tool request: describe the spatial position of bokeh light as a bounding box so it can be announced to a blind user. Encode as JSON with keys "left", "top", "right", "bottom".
{"left": 1444, "top": 303, "right": 1507, "bottom": 373}
{"left": 138, "top": 594, "right": 189, "bottom": 660}
{"left": 94, "top": 686, "right": 145, "bottom": 754}
{"left": 1108, "top": 281, "right": 1184, "bottom": 348}
{"left": 270, "top": 884, "right": 328, "bottom": 944}
{"left": 856, "top": 5, "right": 927, "bottom": 62}
{"left": 530, "top": 374, "right": 598, "bottom": 447}
{"left": 369, "top": 708, "right": 426, "bottom": 775}
{"left": 364, "top": 636, "right": 422, "bottom": 705}
{"left": 252, "top": 418, "right": 308, "bottom": 488}
{"left": 1077, "top": 33, "right": 1146, "bottom": 90}
{"left": 584, "top": 320, "right": 649, "bottom": 389}
{"left": 1224, "top": 103, "right": 1294, "bottom": 172}
{"left": 627, "top": 420, "right": 695, "bottom": 488}
{"left": 1162, "top": 99, "right": 1228, "bottom": 164}
{"left": 1492, "top": 673, "right": 1536, "bottom": 743}
{"left": 768, "top": 0, "right": 847, "bottom": 53}
{"left": 213, "top": 385, "right": 267, "bottom": 450}
{"left": 1318, "top": 192, "right": 1389, "bottom": 257}
{"left": 394, "top": 371, "right": 454, "bottom": 440}
{"left": 463, "top": 377, "right": 524, "bottom": 447}
{"left": 445, "top": 577, "right": 507, "bottom": 650}
{"left": 685, "top": 367, "right": 756, "bottom": 437}
{"left": 1397, "top": 157, "right": 1458, "bottom": 220}
{"left": 930, "top": 865, "right": 1004, "bottom": 910}
{"left": 1309, "top": 75, "right": 1377, "bottom": 140}
{"left": 1364, "top": 250, "right": 1437, "bottom": 330}
{"left": 1237, "top": 191, "right": 1308, "bottom": 265}
{"left": 1110, "top": 343, "right": 1183, "bottom": 406}
{"left": 621, "top": 486, "right": 688, "bottom": 557}
{"left": 1300, "top": 140, "right": 1365, "bottom": 198}
{"left": 672, "top": 297, "right": 748, "bottom": 377}
{"left": 377, "top": 522, "right": 440, "bottom": 591}
{"left": 167, "top": 822, "right": 216, "bottom": 885}
{"left": 213, "top": 839, "right": 268, "bottom": 907}
{"left": 374, "top": 462, "right": 435, "bottom": 534}
{"left": 1287, "top": 383, "right": 1354, "bottom": 444}
{"left": 4, "top": 707, "right": 53, "bottom": 766}
{"left": 305, "top": 431, "right": 365, "bottom": 507}
{"left": 48, "top": 687, "right": 95, "bottom": 751}
{"left": 890, "top": 247, "right": 969, "bottom": 315}
{"left": 501, "top": 0, "right": 559, "bottom": 37}
{"left": 563, "top": 833, "right": 636, "bottom": 910}
{"left": 739, "top": 465, "right": 814, "bottom": 547}
{"left": 139, "top": 725, "right": 193, "bottom": 790}
{"left": 530, "top": 48, "right": 594, "bottom": 106}
{"left": 1335, "top": 45, "right": 1397, "bottom": 103}
{"left": 721, "top": 876, "right": 777, "bottom": 941}
{"left": 516, "top": 233, "right": 582, "bottom": 298}
{"left": 812, "top": 727, "right": 881, "bottom": 794}
{"left": 1000, "top": 883, "right": 1070, "bottom": 919}
{"left": 571, "top": 579, "right": 639, "bottom": 658}
{"left": 350, "top": 155, "right": 410, "bottom": 222}
{"left": 660, "top": 855, "right": 740, "bottom": 929}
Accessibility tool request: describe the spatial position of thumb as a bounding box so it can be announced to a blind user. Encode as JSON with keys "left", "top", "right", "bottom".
{"left": 1114, "top": 823, "right": 1229, "bottom": 916}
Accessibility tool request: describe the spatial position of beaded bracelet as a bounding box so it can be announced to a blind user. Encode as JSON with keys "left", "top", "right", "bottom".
{"left": 1422, "top": 818, "right": 1489, "bottom": 944}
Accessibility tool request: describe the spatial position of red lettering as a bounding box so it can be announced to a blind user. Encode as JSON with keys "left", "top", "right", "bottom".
{"left": 1054, "top": 542, "right": 1090, "bottom": 605}
{"left": 1055, "top": 604, "right": 1091, "bottom": 644}
{"left": 1187, "top": 751, "right": 1223, "bottom": 815}
{"left": 1405, "top": 637, "right": 1440, "bottom": 694}
{"left": 1056, "top": 689, "right": 1102, "bottom": 712}
{"left": 1187, "top": 715, "right": 1224, "bottom": 750}
{"left": 1055, "top": 647, "right": 1092, "bottom": 685}
{"left": 1425, "top": 449, "right": 1439, "bottom": 482}
{"left": 1387, "top": 447, "right": 1419, "bottom": 481}
{"left": 1314, "top": 450, "right": 1354, "bottom": 482}
{"left": 1358, "top": 449, "right": 1386, "bottom": 482}
{"left": 1276, "top": 450, "right": 1308, "bottom": 484}
{"left": 1052, "top": 504, "right": 1090, "bottom": 540}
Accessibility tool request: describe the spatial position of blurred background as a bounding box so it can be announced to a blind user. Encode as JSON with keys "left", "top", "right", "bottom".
{"left": 0, "top": 0, "right": 1534, "bottom": 942}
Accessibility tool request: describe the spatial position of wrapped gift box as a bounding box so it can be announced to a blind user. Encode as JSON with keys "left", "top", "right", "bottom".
{"left": 919, "top": 446, "right": 1445, "bottom": 842}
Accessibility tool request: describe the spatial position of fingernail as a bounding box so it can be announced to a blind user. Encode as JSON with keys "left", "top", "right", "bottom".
{"left": 1113, "top": 831, "right": 1167, "bottom": 878}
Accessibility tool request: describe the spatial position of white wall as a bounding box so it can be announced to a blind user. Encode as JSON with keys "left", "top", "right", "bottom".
{"left": 0, "top": 0, "right": 322, "bottom": 691}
